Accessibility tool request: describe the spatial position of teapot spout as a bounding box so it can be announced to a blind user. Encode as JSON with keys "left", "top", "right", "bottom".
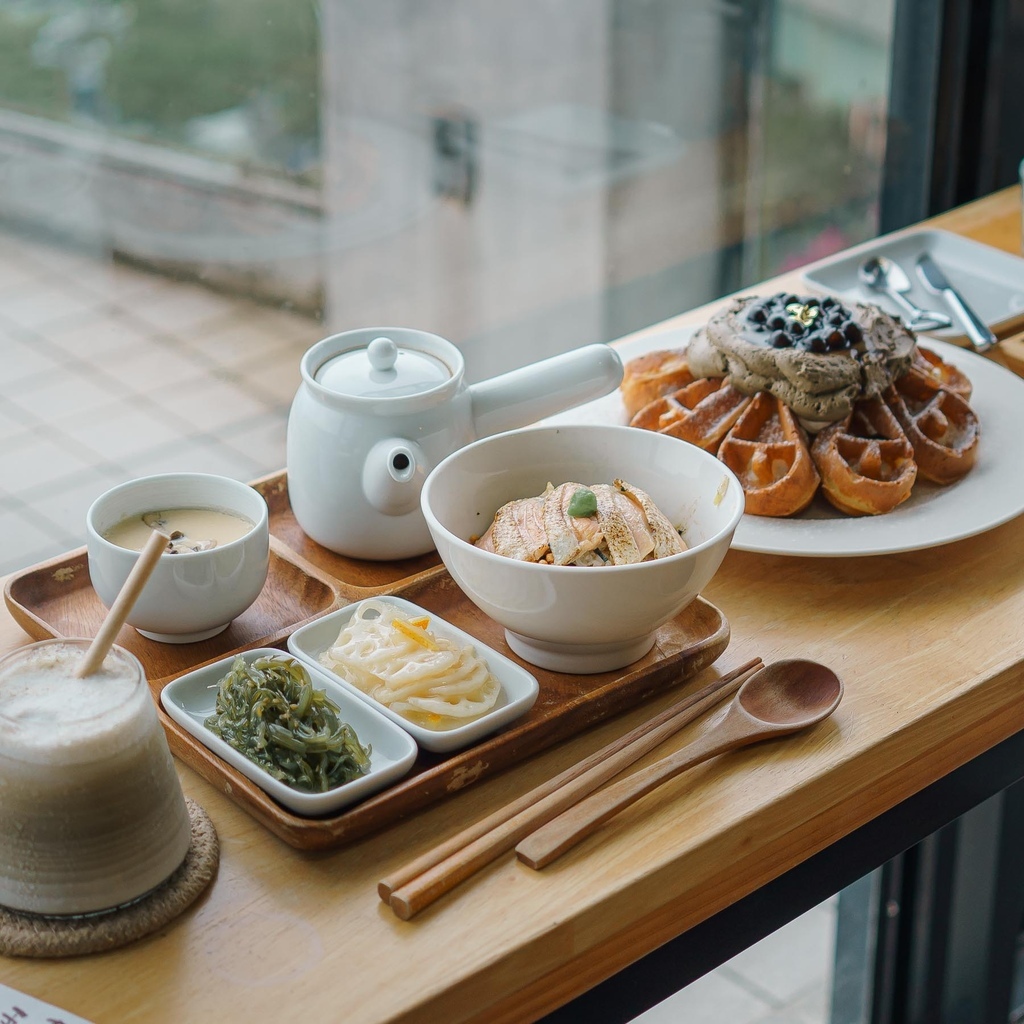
{"left": 362, "top": 438, "right": 428, "bottom": 517}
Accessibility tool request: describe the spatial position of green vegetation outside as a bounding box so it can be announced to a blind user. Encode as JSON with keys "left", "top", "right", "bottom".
{"left": 0, "top": 0, "right": 320, "bottom": 181}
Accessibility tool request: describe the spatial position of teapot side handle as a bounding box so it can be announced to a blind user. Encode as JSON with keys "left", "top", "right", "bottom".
{"left": 469, "top": 344, "right": 623, "bottom": 438}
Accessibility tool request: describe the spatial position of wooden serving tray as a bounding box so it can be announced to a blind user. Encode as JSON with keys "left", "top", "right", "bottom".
{"left": 170, "top": 585, "right": 729, "bottom": 850}
{"left": 3, "top": 537, "right": 343, "bottom": 688}
{"left": 252, "top": 471, "right": 445, "bottom": 597}
{"left": 3, "top": 470, "right": 731, "bottom": 851}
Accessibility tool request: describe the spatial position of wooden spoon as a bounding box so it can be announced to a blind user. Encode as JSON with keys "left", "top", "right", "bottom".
{"left": 383, "top": 659, "right": 763, "bottom": 920}
{"left": 515, "top": 659, "right": 843, "bottom": 869}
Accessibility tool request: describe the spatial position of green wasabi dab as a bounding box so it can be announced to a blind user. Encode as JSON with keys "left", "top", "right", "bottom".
{"left": 567, "top": 487, "right": 598, "bottom": 518}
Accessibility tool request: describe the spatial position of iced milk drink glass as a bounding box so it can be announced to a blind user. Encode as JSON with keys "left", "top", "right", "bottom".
{"left": 0, "top": 639, "right": 192, "bottom": 916}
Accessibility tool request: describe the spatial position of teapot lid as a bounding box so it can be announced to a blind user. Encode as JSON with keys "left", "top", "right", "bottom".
{"left": 314, "top": 336, "right": 451, "bottom": 398}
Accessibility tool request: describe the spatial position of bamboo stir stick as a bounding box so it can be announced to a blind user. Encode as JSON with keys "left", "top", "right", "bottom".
{"left": 74, "top": 529, "right": 168, "bottom": 678}
{"left": 384, "top": 656, "right": 763, "bottom": 920}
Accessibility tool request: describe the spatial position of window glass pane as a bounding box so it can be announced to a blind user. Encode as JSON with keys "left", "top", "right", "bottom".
{"left": 0, "top": 0, "right": 896, "bottom": 375}
{"left": 0, "top": 0, "right": 320, "bottom": 181}
{"left": 630, "top": 894, "right": 842, "bottom": 1023}
{"left": 318, "top": 0, "right": 896, "bottom": 376}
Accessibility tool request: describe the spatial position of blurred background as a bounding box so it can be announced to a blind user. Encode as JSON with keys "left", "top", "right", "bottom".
{"left": 0, "top": 0, "right": 901, "bottom": 378}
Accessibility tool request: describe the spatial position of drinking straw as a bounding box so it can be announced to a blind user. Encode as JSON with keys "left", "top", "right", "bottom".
{"left": 75, "top": 529, "right": 168, "bottom": 677}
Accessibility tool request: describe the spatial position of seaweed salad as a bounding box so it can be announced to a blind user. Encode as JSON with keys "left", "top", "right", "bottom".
{"left": 205, "top": 655, "right": 371, "bottom": 793}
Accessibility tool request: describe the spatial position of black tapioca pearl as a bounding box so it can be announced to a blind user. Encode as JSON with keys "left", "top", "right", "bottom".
{"left": 844, "top": 321, "right": 863, "bottom": 343}
{"left": 787, "top": 319, "right": 805, "bottom": 336}
{"left": 768, "top": 315, "right": 786, "bottom": 330}
{"left": 771, "top": 331, "right": 790, "bottom": 347}
{"left": 827, "top": 330, "right": 847, "bottom": 349}
{"left": 782, "top": 293, "right": 799, "bottom": 306}
{"left": 747, "top": 306, "right": 767, "bottom": 323}
{"left": 829, "top": 311, "right": 845, "bottom": 326}
{"left": 809, "top": 335, "right": 828, "bottom": 353}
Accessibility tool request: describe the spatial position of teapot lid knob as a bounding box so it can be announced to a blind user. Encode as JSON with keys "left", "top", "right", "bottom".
{"left": 367, "top": 337, "right": 398, "bottom": 372}
{"left": 312, "top": 332, "right": 451, "bottom": 397}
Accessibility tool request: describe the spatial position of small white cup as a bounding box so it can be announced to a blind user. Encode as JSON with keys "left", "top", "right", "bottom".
{"left": 87, "top": 473, "right": 270, "bottom": 643}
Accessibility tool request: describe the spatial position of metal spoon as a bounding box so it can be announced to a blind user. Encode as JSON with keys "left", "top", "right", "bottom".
{"left": 516, "top": 659, "right": 844, "bottom": 869}
{"left": 858, "top": 256, "right": 953, "bottom": 331}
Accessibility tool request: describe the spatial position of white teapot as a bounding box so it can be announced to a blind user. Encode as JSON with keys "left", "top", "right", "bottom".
{"left": 286, "top": 327, "right": 623, "bottom": 559}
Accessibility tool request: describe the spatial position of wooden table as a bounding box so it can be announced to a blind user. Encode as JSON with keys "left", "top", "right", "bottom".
{"left": 1, "top": 188, "right": 1022, "bottom": 1024}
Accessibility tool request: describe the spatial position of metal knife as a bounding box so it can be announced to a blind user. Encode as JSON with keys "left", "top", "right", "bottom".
{"left": 915, "top": 253, "right": 997, "bottom": 352}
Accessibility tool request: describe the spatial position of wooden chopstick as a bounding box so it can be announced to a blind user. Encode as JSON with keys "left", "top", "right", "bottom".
{"left": 382, "top": 656, "right": 763, "bottom": 920}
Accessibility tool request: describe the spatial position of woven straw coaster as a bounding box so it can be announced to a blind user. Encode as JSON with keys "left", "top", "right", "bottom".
{"left": 0, "top": 797, "right": 219, "bottom": 959}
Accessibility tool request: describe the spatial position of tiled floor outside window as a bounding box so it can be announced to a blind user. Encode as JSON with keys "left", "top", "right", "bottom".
{"left": 0, "top": 227, "right": 841, "bottom": 1024}
{"left": 0, "top": 230, "right": 321, "bottom": 575}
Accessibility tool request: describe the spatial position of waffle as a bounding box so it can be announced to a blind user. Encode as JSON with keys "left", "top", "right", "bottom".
{"left": 884, "top": 372, "right": 980, "bottom": 484}
{"left": 905, "top": 346, "right": 973, "bottom": 401}
{"left": 622, "top": 316, "right": 980, "bottom": 519}
{"left": 718, "top": 393, "right": 820, "bottom": 517}
{"left": 629, "top": 377, "right": 750, "bottom": 451}
{"left": 810, "top": 397, "right": 917, "bottom": 516}
{"left": 620, "top": 348, "right": 694, "bottom": 419}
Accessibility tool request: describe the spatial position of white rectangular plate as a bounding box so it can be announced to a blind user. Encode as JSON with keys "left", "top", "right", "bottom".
{"left": 160, "top": 649, "right": 418, "bottom": 816}
{"left": 801, "top": 228, "right": 1024, "bottom": 340}
{"left": 288, "top": 597, "right": 539, "bottom": 754}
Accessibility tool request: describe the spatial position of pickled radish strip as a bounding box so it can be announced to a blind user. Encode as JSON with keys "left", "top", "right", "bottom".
{"left": 392, "top": 618, "right": 439, "bottom": 650}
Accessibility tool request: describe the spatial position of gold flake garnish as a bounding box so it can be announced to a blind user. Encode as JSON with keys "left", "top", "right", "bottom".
{"left": 785, "top": 302, "right": 820, "bottom": 327}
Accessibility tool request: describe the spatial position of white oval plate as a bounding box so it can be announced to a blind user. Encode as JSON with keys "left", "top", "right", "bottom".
{"left": 288, "top": 597, "right": 539, "bottom": 753}
{"left": 160, "top": 649, "right": 418, "bottom": 816}
{"left": 541, "top": 328, "right": 1024, "bottom": 557}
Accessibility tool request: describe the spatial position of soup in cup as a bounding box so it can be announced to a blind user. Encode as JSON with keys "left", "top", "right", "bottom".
{"left": 87, "top": 473, "right": 270, "bottom": 643}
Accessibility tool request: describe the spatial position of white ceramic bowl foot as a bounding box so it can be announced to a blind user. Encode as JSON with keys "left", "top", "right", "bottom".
{"left": 136, "top": 624, "right": 230, "bottom": 644}
{"left": 504, "top": 629, "right": 656, "bottom": 675}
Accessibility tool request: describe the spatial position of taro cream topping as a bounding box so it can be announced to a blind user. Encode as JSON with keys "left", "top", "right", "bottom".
{"left": 687, "top": 292, "right": 916, "bottom": 429}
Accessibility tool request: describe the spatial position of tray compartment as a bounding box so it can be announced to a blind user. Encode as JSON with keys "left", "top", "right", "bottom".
{"left": 253, "top": 471, "right": 444, "bottom": 597}
{"left": 4, "top": 537, "right": 341, "bottom": 688}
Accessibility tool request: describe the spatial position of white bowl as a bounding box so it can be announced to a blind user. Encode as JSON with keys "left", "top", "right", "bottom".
{"left": 86, "top": 473, "right": 270, "bottom": 644}
{"left": 420, "top": 424, "right": 744, "bottom": 673}
{"left": 160, "top": 649, "right": 418, "bottom": 816}
{"left": 288, "top": 597, "right": 539, "bottom": 753}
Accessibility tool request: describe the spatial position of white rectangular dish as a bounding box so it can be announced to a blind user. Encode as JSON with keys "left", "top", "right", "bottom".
{"left": 800, "top": 228, "right": 1024, "bottom": 340}
{"left": 288, "top": 596, "right": 539, "bottom": 753}
{"left": 159, "top": 648, "right": 418, "bottom": 815}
